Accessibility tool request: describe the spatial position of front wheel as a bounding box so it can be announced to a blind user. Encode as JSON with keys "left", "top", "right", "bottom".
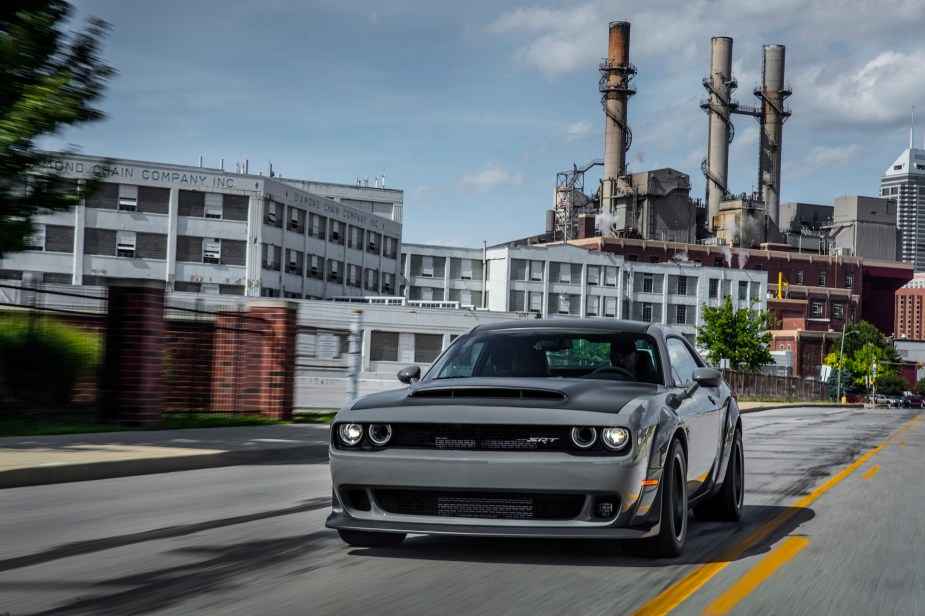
{"left": 337, "top": 529, "right": 406, "bottom": 548}
{"left": 649, "top": 439, "right": 688, "bottom": 558}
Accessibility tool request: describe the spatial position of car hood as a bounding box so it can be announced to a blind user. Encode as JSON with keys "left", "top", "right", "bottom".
{"left": 348, "top": 377, "right": 662, "bottom": 416}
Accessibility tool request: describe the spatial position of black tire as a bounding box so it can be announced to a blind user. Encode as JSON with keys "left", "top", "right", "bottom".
{"left": 649, "top": 439, "right": 688, "bottom": 558}
{"left": 693, "top": 429, "right": 744, "bottom": 522}
{"left": 337, "top": 529, "right": 406, "bottom": 548}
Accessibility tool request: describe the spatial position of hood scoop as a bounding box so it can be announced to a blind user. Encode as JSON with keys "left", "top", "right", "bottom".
{"left": 409, "top": 387, "right": 566, "bottom": 401}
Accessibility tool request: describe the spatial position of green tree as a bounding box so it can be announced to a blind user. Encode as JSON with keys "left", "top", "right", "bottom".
{"left": 875, "top": 373, "right": 907, "bottom": 397}
{"left": 1, "top": 1, "right": 114, "bottom": 258}
{"left": 916, "top": 376, "right": 925, "bottom": 396}
{"left": 696, "top": 296, "right": 778, "bottom": 371}
{"left": 822, "top": 321, "right": 900, "bottom": 388}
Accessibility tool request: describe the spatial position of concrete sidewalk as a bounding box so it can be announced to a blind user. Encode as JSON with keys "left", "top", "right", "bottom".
{"left": 0, "top": 402, "right": 852, "bottom": 489}
{"left": 0, "top": 423, "right": 331, "bottom": 489}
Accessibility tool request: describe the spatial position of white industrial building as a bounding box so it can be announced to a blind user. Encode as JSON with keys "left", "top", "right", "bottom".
{"left": 0, "top": 153, "right": 403, "bottom": 299}
{"left": 401, "top": 242, "right": 769, "bottom": 342}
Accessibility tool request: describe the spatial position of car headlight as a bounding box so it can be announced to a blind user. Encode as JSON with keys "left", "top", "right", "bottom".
{"left": 368, "top": 424, "right": 392, "bottom": 446}
{"left": 569, "top": 426, "right": 597, "bottom": 449}
{"left": 337, "top": 423, "right": 364, "bottom": 446}
{"left": 601, "top": 427, "right": 630, "bottom": 451}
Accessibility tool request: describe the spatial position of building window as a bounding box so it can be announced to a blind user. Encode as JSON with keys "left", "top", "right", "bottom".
{"left": 833, "top": 304, "right": 844, "bottom": 319}
{"left": 264, "top": 201, "right": 280, "bottom": 226}
{"left": 676, "top": 305, "right": 687, "bottom": 324}
{"left": 370, "top": 331, "right": 400, "bottom": 362}
{"left": 708, "top": 279, "right": 719, "bottom": 298}
{"left": 677, "top": 277, "right": 687, "bottom": 295}
{"left": 116, "top": 231, "right": 136, "bottom": 258}
{"left": 205, "top": 193, "right": 223, "bottom": 219}
{"left": 643, "top": 274, "right": 654, "bottom": 293}
{"left": 558, "top": 262, "right": 571, "bottom": 284}
{"left": 118, "top": 185, "right": 138, "bottom": 211}
{"left": 202, "top": 239, "right": 221, "bottom": 264}
{"left": 604, "top": 296, "right": 616, "bottom": 318}
{"left": 845, "top": 272, "right": 854, "bottom": 289}
{"left": 530, "top": 260, "right": 543, "bottom": 282}
{"left": 714, "top": 257, "right": 724, "bottom": 267}
{"left": 819, "top": 271, "right": 827, "bottom": 287}
{"left": 811, "top": 302, "right": 823, "bottom": 317}
{"left": 25, "top": 224, "right": 45, "bottom": 251}
{"left": 588, "top": 265, "right": 600, "bottom": 286}
{"left": 795, "top": 269, "right": 803, "bottom": 284}
{"left": 421, "top": 255, "right": 434, "bottom": 277}
{"left": 738, "top": 281, "right": 748, "bottom": 301}
{"left": 604, "top": 267, "right": 617, "bottom": 287}
{"left": 642, "top": 303, "right": 653, "bottom": 322}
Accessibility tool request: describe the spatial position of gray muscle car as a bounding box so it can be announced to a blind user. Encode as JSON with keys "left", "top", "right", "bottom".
{"left": 326, "top": 318, "right": 744, "bottom": 557}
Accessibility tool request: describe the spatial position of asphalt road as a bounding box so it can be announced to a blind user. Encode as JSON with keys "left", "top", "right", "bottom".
{"left": 0, "top": 406, "right": 922, "bottom": 616}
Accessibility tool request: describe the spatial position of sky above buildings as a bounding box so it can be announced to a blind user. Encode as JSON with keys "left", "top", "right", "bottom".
{"left": 48, "top": 0, "right": 925, "bottom": 247}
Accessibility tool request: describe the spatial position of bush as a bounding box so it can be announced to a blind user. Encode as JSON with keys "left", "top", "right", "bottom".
{"left": 0, "top": 314, "right": 101, "bottom": 409}
{"left": 875, "top": 373, "right": 907, "bottom": 396}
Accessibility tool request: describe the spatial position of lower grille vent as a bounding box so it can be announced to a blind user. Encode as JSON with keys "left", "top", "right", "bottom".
{"left": 374, "top": 489, "right": 584, "bottom": 520}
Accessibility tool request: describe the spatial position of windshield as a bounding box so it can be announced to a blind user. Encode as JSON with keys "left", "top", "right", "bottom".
{"left": 425, "top": 329, "right": 662, "bottom": 384}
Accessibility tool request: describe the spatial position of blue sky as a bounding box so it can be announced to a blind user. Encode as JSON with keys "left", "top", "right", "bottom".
{"left": 49, "top": 0, "right": 925, "bottom": 247}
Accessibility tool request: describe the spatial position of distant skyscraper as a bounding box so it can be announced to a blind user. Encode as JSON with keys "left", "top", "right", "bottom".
{"left": 881, "top": 125, "right": 925, "bottom": 272}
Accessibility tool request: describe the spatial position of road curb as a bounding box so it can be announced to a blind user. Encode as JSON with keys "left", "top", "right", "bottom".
{"left": 0, "top": 444, "right": 330, "bottom": 490}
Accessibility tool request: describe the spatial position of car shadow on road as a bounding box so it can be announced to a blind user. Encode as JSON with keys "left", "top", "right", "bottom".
{"left": 342, "top": 504, "right": 815, "bottom": 567}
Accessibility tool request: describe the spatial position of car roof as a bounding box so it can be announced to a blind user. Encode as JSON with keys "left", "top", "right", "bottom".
{"left": 469, "top": 318, "right": 672, "bottom": 337}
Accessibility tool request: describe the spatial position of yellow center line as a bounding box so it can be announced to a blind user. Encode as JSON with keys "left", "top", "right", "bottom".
{"left": 898, "top": 439, "right": 906, "bottom": 446}
{"left": 701, "top": 536, "right": 810, "bottom": 615}
{"left": 631, "top": 413, "right": 921, "bottom": 616}
{"left": 861, "top": 465, "right": 880, "bottom": 480}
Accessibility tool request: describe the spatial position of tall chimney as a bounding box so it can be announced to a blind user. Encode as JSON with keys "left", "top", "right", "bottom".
{"left": 599, "top": 21, "right": 636, "bottom": 215}
{"left": 703, "top": 37, "right": 736, "bottom": 232}
{"left": 757, "top": 44, "right": 790, "bottom": 228}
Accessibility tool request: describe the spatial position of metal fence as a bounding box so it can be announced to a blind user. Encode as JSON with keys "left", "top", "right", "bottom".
{"left": 0, "top": 281, "right": 108, "bottom": 432}
{"left": 722, "top": 369, "right": 828, "bottom": 402}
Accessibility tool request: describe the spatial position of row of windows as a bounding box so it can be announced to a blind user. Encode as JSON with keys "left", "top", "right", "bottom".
{"left": 264, "top": 203, "right": 398, "bottom": 259}
{"left": 84, "top": 184, "right": 251, "bottom": 221}
{"left": 406, "top": 254, "right": 486, "bottom": 280}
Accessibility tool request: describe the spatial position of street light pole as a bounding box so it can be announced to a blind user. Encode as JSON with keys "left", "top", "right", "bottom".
{"left": 836, "top": 325, "right": 859, "bottom": 404}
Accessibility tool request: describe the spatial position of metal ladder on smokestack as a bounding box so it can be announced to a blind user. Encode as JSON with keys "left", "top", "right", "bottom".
{"left": 599, "top": 59, "right": 636, "bottom": 153}
{"left": 700, "top": 76, "right": 738, "bottom": 200}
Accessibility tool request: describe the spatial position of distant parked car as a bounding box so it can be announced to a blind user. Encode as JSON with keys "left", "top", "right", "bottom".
{"left": 904, "top": 394, "right": 925, "bottom": 408}
{"left": 889, "top": 396, "right": 909, "bottom": 408}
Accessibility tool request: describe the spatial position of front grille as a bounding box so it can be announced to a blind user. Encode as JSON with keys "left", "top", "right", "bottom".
{"left": 374, "top": 489, "right": 585, "bottom": 520}
{"left": 390, "top": 424, "right": 571, "bottom": 451}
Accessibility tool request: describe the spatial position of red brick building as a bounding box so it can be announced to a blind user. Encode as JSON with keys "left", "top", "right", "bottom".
{"left": 896, "top": 286, "right": 925, "bottom": 341}
{"left": 570, "top": 226, "right": 913, "bottom": 378}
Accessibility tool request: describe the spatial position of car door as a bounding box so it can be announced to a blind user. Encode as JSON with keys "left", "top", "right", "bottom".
{"left": 665, "top": 337, "right": 723, "bottom": 497}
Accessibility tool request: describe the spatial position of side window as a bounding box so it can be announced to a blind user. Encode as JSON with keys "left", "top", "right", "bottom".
{"left": 666, "top": 337, "right": 700, "bottom": 386}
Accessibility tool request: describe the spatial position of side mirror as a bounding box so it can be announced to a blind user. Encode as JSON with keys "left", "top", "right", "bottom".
{"left": 692, "top": 367, "right": 721, "bottom": 388}
{"left": 397, "top": 365, "right": 421, "bottom": 384}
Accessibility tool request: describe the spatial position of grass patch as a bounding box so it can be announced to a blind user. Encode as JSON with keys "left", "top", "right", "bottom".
{"left": 0, "top": 413, "right": 286, "bottom": 437}
{"left": 293, "top": 411, "right": 336, "bottom": 424}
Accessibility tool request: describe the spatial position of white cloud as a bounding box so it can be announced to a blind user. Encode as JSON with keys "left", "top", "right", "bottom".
{"left": 784, "top": 145, "right": 865, "bottom": 181}
{"left": 459, "top": 162, "right": 523, "bottom": 194}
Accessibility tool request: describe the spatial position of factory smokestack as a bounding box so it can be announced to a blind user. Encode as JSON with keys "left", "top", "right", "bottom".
{"left": 599, "top": 21, "right": 636, "bottom": 213}
{"left": 702, "top": 36, "right": 736, "bottom": 232}
{"left": 756, "top": 44, "right": 791, "bottom": 228}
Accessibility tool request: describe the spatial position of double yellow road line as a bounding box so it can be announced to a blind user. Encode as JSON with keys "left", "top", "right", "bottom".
{"left": 633, "top": 413, "right": 922, "bottom": 616}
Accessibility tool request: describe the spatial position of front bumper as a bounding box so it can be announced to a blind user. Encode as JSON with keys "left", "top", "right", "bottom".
{"left": 327, "top": 446, "right": 663, "bottom": 537}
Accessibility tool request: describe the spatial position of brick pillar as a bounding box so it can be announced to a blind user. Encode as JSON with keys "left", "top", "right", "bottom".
{"left": 101, "top": 279, "right": 165, "bottom": 426}
{"left": 211, "top": 300, "right": 296, "bottom": 420}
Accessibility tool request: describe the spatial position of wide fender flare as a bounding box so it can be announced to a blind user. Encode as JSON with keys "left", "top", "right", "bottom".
{"left": 646, "top": 404, "right": 683, "bottom": 471}
{"left": 714, "top": 396, "right": 742, "bottom": 482}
